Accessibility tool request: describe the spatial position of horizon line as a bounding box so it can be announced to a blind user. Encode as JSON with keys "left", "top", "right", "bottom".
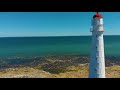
{"left": 0, "top": 35, "right": 119, "bottom": 38}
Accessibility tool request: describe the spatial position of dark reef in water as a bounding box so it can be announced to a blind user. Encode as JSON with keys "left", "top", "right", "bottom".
{"left": 0, "top": 55, "right": 120, "bottom": 73}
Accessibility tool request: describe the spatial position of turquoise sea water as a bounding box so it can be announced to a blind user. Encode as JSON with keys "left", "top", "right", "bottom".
{"left": 0, "top": 36, "right": 120, "bottom": 57}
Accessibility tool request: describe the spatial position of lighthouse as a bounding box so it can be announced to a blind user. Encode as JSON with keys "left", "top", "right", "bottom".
{"left": 89, "top": 12, "right": 105, "bottom": 78}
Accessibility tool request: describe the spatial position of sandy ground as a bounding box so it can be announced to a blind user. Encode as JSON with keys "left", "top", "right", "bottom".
{"left": 0, "top": 64, "right": 120, "bottom": 78}
{"left": 0, "top": 55, "right": 120, "bottom": 78}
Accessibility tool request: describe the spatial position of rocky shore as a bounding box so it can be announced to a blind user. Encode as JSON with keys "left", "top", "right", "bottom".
{"left": 0, "top": 55, "right": 120, "bottom": 78}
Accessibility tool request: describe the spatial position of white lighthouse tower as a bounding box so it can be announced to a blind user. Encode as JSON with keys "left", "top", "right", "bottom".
{"left": 89, "top": 12, "right": 105, "bottom": 78}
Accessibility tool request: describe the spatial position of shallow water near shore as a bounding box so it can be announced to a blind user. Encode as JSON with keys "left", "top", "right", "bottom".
{"left": 0, "top": 36, "right": 120, "bottom": 66}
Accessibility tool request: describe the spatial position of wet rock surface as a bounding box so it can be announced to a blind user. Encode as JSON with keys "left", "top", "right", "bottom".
{"left": 0, "top": 55, "right": 120, "bottom": 78}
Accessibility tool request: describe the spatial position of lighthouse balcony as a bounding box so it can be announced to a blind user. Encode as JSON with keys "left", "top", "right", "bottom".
{"left": 98, "top": 24, "right": 103, "bottom": 26}
{"left": 97, "top": 26, "right": 104, "bottom": 32}
{"left": 98, "top": 29, "right": 104, "bottom": 32}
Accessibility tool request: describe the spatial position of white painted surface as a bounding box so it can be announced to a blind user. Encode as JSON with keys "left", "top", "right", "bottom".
{"left": 89, "top": 17, "right": 105, "bottom": 78}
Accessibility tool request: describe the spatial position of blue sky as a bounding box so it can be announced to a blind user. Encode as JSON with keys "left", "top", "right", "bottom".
{"left": 0, "top": 12, "right": 120, "bottom": 37}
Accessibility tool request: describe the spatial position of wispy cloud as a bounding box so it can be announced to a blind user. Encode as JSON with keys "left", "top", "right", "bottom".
{"left": 0, "top": 32, "right": 12, "bottom": 34}
{"left": 0, "top": 32, "right": 10, "bottom": 35}
{"left": 0, "top": 32, "right": 4, "bottom": 33}
{"left": 0, "top": 32, "right": 13, "bottom": 36}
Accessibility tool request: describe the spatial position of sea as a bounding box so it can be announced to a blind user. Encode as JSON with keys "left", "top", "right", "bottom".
{"left": 0, "top": 35, "right": 120, "bottom": 57}
{"left": 0, "top": 35, "right": 120, "bottom": 65}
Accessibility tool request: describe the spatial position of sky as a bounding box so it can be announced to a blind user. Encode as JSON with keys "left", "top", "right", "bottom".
{"left": 0, "top": 12, "right": 120, "bottom": 37}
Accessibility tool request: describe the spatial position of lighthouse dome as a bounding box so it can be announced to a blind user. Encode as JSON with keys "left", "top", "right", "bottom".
{"left": 93, "top": 12, "right": 103, "bottom": 18}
